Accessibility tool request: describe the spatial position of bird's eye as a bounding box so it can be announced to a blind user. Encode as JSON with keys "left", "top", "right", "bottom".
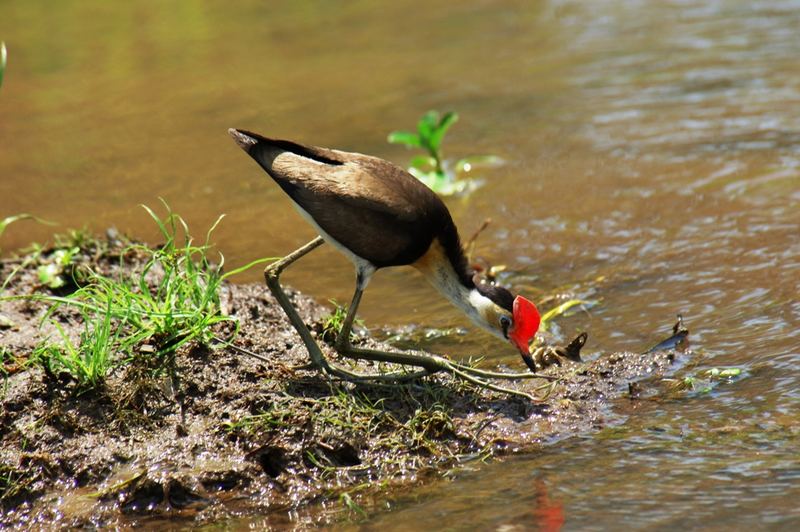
{"left": 499, "top": 315, "right": 511, "bottom": 339}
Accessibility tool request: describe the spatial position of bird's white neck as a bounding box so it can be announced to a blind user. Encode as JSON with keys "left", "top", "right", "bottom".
{"left": 412, "top": 242, "right": 500, "bottom": 338}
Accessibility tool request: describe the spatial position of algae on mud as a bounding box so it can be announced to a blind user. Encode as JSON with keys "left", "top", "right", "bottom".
{"left": 0, "top": 231, "right": 689, "bottom": 528}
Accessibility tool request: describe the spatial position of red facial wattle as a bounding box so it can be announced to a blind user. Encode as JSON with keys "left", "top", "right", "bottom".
{"left": 509, "top": 295, "right": 541, "bottom": 372}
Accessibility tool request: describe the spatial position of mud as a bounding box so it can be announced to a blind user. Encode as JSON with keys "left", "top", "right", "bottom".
{"left": 0, "top": 238, "right": 688, "bottom": 528}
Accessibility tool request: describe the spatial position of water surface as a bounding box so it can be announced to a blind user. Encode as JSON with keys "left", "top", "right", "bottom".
{"left": 1, "top": 0, "right": 798, "bottom": 529}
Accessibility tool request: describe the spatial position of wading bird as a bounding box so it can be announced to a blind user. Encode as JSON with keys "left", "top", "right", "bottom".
{"left": 229, "top": 129, "right": 579, "bottom": 398}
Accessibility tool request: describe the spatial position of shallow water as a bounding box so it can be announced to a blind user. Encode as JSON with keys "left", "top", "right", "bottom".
{"left": 1, "top": 0, "right": 799, "bottom": 529}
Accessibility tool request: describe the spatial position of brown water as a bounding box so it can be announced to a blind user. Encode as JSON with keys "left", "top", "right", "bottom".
{"left": 1, "top": 0, "right": 799, "bottom": 529}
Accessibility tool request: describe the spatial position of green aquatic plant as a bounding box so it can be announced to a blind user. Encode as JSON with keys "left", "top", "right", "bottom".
{"left": 388, "top": 110, "right": 458, "bottom": 175}
{"left": 665, "top": 366, "right": 745, "bottom": 395}
{"left": 388, "top": 110, "right": 502, "bottom": 195}
{"left": 539, "top": 298, "right": 597, "bottom": 332}
{"left": 704, "top": 367, "right": 742, "bottom": 379}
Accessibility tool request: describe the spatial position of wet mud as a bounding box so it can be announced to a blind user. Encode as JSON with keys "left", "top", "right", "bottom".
{"left": 0, "top": 240, "right": 688, "bottom": 528}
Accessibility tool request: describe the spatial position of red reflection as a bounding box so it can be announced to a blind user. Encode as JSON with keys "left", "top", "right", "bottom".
{"left": 532, "top": 479, "right": 565, "bottom": 532}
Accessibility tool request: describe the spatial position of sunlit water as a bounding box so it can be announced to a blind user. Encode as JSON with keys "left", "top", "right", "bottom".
{"left": 1, "top": 0, "right": 798, "bottom": 529}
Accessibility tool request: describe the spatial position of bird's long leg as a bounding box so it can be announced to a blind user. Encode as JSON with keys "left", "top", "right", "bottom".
{"left": 332, "top": 279, "right": 450, "bottom": 374}
{"left": 339, "top": 345, "right": 548, "bottom": 401}
{"left": 329, "top": 271, "right": 461, "bottom": 374}
{"left": 338, "top": 342, "right": 558, "bottom": 392}
{"left": 264, "top": 237, "right": 327, "bottom": 370}
{"left": 264, "top": 240, "right": 552, "bottom": 398}
{"left": 333, "top": 271, "right": 368, "bottom": 354}
{"left": 264, "top": 238, "right": 430, "bottom": 383}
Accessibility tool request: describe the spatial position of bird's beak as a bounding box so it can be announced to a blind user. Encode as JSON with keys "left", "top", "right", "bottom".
{"left": 228, "top": 128, "right": 258, "bottom": 152}
{"left": 509, "top": 295, "right": 541, "bottom": 373}
{"left": 511, "top": 336, "right": 538, "bottom": 373}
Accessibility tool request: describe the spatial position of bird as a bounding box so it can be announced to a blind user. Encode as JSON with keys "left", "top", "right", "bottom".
{"left": 228, "top": 128, "right": 544, "bottom": 381}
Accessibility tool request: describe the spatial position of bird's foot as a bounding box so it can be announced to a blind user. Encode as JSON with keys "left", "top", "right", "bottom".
{"left": 334, "top": 344, "right": 556, "bottom": 401}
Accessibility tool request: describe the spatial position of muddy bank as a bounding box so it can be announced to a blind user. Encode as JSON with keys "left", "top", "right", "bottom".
{"left": 0, "top": 236, "right": 689, "bottom": 528}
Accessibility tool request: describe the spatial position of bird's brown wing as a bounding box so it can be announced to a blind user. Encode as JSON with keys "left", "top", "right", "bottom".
{"left": 249, "top": 137, "right": 446, "bottom": 267}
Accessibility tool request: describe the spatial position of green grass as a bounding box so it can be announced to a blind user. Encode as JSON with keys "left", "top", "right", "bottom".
{"left": 388, "top": 110, "right": 502, "bottom": 196}
{"left": 1, "top": 213, "right": 57, "bottom": 290}
{"left": 0, "top": 42, "right": 6, "bottom": 90}
{"left": 319, "top": 299, "right": 365, "bottom": 344}
{"left": 36, "top": 246, "right": 79, "bottom": 289}
{"left": 33, "top": 302, "right": 122, "bottom": 390}
{"left": 0, "top": 463, "right": 31, "bottom": 506}
{"left": 27, "top": 201, "right": 274, "bottom": 390}
{"left": 0, "top": 346, "right": 21, "bottom": 392}
{"left": 339, "top": 491, "right": 367, "bottom": 518}
{"left": 0, "top": 213, "right": 52, "bottom": 246}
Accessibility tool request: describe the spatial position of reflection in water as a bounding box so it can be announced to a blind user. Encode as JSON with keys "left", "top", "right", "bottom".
{"left": 532, "top": 480, "right": 566, "bottom": 532}
{"left": 1, "top": 0, "right": 799, "bottom": 529}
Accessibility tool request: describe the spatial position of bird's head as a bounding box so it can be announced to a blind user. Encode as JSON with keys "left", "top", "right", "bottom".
{"left": 470, "top": 277, "right": 541, "bottom": 372}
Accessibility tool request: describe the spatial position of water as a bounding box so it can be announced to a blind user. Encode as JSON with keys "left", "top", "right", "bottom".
{"left": 1, "top": 0, "right": 799, "bottom": 529}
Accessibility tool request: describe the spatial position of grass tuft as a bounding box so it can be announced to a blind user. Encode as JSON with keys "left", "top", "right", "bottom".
{"left": 33, "top": 302, "right": 122, "bottom": 390}
{"left": 27, "top": 201, "right": 274, "bottom": 390}
{"left": 0, "top": 463, "right": 33, "bottom": 507}
{"left": 319, "top": 299, "right": 365, "bottom": 344}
